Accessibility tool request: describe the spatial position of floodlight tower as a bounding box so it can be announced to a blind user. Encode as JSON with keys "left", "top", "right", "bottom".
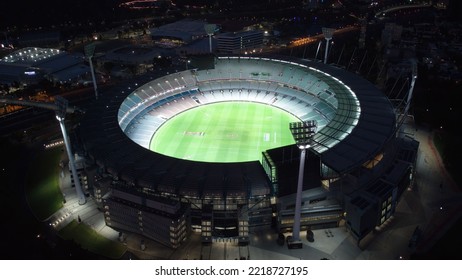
{"left": 405, "top": 59, "right": 418, "bottom": 115}
{"left": 84, "top": 43, "right": 99, "bottom": 100}
{"left": 204, "top": 24, "right": 216, "bottom": 53}
{"left": 314, "top": 40, "right": 322, "bottom": 61}
{"left": 288, "top": 120, "right": 317, "bottom": 249}
{"left": 322, "top": 27, "right": 335, "bottom": 64}
{"left": 55, "top": 96, "right": 86, "bottom": 205}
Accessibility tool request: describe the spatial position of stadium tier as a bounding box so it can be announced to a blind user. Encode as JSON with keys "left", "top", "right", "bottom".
{"left": 80, "top": 55, "right": 418, "bottom": 248}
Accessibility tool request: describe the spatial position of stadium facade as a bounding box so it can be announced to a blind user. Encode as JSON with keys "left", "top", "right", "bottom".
{"left": 79, "top": 55, "right": 418, "bottom": 248}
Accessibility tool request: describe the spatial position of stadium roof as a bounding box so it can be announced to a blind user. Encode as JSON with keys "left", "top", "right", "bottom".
{"left": 80, "top": 55, "right": 396, "bottom": 198}
{"left": 51, "top": 64, "right": 90, "bottom": 82}
{"left": 117, "top": 56, "right": 395, "bottom": 173}
{"left": 289, "top": 58, "right": 396, "bottom": 173}
{"left": 80, "top": 72, "right": 271, "bottom": 198}
{"left": 0, "top": 47, "right": 88, "bottom": 84}
{"left": 0, "top": 47, "right": 62, "bottom": 65}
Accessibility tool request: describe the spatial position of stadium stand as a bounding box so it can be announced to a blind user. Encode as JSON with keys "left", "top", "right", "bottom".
{"left": 79, "top": 55, "right": 418, "bottom": 248}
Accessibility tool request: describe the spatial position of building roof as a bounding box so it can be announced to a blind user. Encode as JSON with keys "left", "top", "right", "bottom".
{"left": 150, "top": 19, "right": 208, "bottom": 42}
{"left": 0, "top": 63, "right": 31, "bottom": 83}
{"left": 0, "top": 47, "right": 62, "bottom": 66}
{"left": 216, "top": 30, "right": 264, "bottom": 39}
{"left": 50, "top": 64, "right": 90, "bottom": 82}
{"left": 103, "top": 46, "right": 165, "bottom": 64}
{"left": 0, "top": 47, "right": 87, "bottom": 84}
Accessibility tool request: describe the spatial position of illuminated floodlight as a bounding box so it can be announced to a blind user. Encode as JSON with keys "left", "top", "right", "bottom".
{"left": 289, "top": 120, "right": 317, "bottom": 147}
{"left": 321, "top": 27, "right": 335, "bottom": 40}
{"left": 287, "top": 120, "right": 317, "bottom": 249}
{"left": 55, "top": 96, "right": 86, "bottom": 205}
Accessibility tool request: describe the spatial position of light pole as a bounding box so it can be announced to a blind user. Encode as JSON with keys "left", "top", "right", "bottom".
{"left": 84, "top": 43, "right": 98, "bottom": 100}
{"left": 55, "top": 96, "right": 86, "bottom": 205}
{"left": 314, "top": 40, "right": 322, "bottom": 61}
{"left": 204, "top": 24, "right": 216, "bottom": 53}
{"left": 322, "top": 27, "right": 335, "bottom": 64}
{"left": 288, "top": 120, "right": 317, "bottom": 249}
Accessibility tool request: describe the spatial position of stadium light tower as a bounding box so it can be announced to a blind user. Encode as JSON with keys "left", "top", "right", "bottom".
{"left": 84, "top": 43, "right": 99, "bottom": 100}
{"left": 204, "top": 24, "right": 216, "bottom": 53}
{"left": 55, "top": 96, "right": 86, "bottom": 205}
{"left": 288, "top": 120, "right": 317, "bottom": 249}
{"left": 314, "top": 40, "right": 322, "bottom": 61}
{"left": 322, "top": 27, "right": 335, "bottom": 64}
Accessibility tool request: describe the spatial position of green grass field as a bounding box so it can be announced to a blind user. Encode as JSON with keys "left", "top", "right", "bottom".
{"left": 59, "top": 220, "right": 127, "bottom": 259}
{"left": 25, "top": 146, "right": 64, "bottom": 221}
{"left": 150, "top": 102, "right": 299, "bottom": 163}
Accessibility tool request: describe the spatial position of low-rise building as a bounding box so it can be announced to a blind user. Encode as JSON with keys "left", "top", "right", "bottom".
{"left": 0, "top": 47, "right": 90, "bottom": 86}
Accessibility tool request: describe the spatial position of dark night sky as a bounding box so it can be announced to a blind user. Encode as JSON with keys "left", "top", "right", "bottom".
{"left": 0, "top": 0, "right": 313, "bottom": 29}
{"left": 0, "top": 0, "right": 121, "bottom": 28}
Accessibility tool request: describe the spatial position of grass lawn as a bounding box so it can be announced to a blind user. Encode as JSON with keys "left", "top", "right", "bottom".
{"left": 25, "top": 146, "right": 64, "bottom": 221}
{"left": 150, "top": 101, "right": 299, "bottom": 163}
{"left": 59, "top": 220, "right": 127, "bottom": 259}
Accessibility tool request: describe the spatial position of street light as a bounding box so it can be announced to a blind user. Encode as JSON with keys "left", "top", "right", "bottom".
{"left": 288, "top": 120, "right": 317, "bottom": 249}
